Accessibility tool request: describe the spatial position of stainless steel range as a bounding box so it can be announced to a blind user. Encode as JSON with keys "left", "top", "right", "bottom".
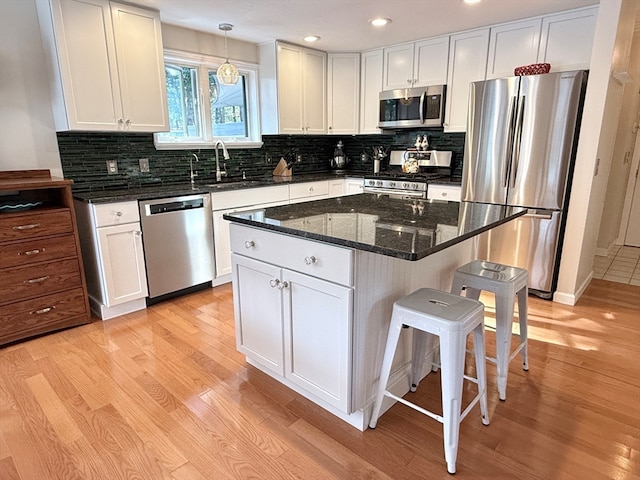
{"left": 363, "top": 150, "right": 452, "bottom": 198}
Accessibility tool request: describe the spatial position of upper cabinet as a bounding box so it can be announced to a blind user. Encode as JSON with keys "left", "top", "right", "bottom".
{"left": 260, "top": 41, "right": 327, "bottom": 135}
{"left": 327, "top": 53, "right": 360, "bottom": 135}
{"left": 486, "top": 19, "right": 542, "bottom": 79}
{"left": 36, "top": 0, "right": 169, "bottom": 132}
{"left": 538, "top": 7, "right": 597, "bottom": 72}
{"left": 382, "top": 36, "right": 449, "bottom": 90}
{"left": 444, "top": 28, "right": 490, "bottom": 133}
{"left": 359, "top": 49, "right": 383, "bottom": 134}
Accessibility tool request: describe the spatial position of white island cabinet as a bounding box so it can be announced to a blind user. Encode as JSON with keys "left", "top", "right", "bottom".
{"left": 74, "top": 200, "right": 148, "bottom": 320}
{"left": 36, "top": 0, "right": 168, "bottom": 132}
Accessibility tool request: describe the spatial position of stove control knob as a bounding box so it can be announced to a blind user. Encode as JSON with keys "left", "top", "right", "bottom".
{"left": 388, "top": 181, "right": 396, "bottom": 188}
{"left": 367, "top": 180, "right": 375, "bottom": 186}
{"left": 376, "top": 180, "right": 383, "bottom": 187}
{"left": 403, "top": 182, "right": 410, "bottom": 189}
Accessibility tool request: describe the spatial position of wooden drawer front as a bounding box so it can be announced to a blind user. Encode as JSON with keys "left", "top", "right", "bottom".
{"left": 93, "top": 201, "right": 140, "bottom": 227}
{"left": 0, "top": 259, "right": 82, "bottom": 305}
{"left": 0, "top": 234, "right": 78, "bottom": 269}
{"left": 230, "top": 223, "right": 353, "bottom": 286}
{"left": 289, "top": 181, "right": 329, "bottom": 200}
{"left": 0, "top": 209, "right": 73, "bottom": 242}
{"left": 0, "top": 288, "right": 87, "bottom": 344}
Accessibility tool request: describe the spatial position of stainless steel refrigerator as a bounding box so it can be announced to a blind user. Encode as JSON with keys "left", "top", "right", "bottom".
{"left": 461, "top": 70, "right": 588, "bottom": 298}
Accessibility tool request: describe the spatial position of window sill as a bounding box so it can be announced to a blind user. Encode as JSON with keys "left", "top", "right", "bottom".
{"left": 154, "top": 140, "right": 264, "bottom": 150}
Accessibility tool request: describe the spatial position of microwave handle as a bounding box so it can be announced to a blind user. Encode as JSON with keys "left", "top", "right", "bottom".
{"left": 419, "top": 91, "right": 426, "bottom": 125}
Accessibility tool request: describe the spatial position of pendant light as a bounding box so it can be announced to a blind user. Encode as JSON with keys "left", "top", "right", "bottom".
{"left": 217, "top": 23, "right": 239, "bottom": 85}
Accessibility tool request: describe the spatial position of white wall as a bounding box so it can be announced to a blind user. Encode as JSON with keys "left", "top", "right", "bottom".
{"left": 0, "top": 0, "right": 62, "bottom": 177}
{"left": 555, "top": 0, "right": 636, "bottom": 305}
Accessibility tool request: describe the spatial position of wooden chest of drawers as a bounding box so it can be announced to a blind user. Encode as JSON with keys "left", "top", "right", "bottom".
{"left": 0, "top": 170, "right": 90, "bottom": 345}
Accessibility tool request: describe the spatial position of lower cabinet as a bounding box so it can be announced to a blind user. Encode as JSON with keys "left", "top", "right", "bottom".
{"left": 230, "top": 224, "right": 353, "bottom": 413}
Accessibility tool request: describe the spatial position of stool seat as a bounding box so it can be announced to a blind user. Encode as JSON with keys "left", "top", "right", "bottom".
{"left": 369, "top": 288, "right": 489, "bottom": 475}
{"left": 452, "top": 260, "right": 529, "bottom": 401}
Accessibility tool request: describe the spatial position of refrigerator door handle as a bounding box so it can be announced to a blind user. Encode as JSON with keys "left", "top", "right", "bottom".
{"left": 504, "top": 96, "right": 518, "bottom": 187}
{"left": 523, "top": 210, "right": 553, "bottom": 220}
{"left": 511, "top": 95, "right": 526, "bottom": 187}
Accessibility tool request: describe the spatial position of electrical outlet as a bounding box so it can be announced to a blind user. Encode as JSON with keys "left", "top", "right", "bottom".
{"left": 106, "top": 160, "right": 118, "bottom": 174}
{"left": 139, "top": 158, "right": 150, "bottom": 172}
{"left": 296, "top": 154, "right": 302, "bottom": 163}
{"left": 265, "top": 154, "right": 272, "bottom": 164}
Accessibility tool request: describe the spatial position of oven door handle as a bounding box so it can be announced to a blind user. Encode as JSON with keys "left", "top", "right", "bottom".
{"left": 363, "top": 187, "right": 425, "bottom": 198}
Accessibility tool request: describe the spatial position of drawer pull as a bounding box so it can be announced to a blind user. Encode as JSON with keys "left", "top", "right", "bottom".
{"left": 12, "top": 223, "right": 40, "bottom": 231}
{"left": 441, "top": 192, "right": 447, "bottom": 196}
{"left": 269, "top": 278, "right": 280, "bottom": 288}
{"left": 115, "top": 211, "right": 123, "bottom": 217}
{"left": 20, "top": 248, "right": 45, "bottom": 256}
{"left": 277, "top": 281, "right": 289, "bottom": 290}
{"left": 31, "top": 306, "right": 56, "bottom": 315}
{"left": 25, "top": 276, "right": 50, "bottom": 284}
{"left": 304, "top": 256, "right": 317, "bottom": 265}
{"left": 245, "top": 240, "right": 255, "bottom": 249}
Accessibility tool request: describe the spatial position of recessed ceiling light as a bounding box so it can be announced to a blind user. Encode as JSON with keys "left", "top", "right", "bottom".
{"left": 370, "top": 17, "right": 391, "bottom": 27}
{"left": 463, "top": 0, "right": 482, "bottom": 4}
{"left": 304, "top": 35, "right": 320, "bottom": 42}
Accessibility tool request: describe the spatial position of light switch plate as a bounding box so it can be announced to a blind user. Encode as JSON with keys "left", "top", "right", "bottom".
{"left": 106, "top": 160, "right": 118, "bottom": 174}
{"left": 139, "top": 158, "right": 149, "bottom": 172}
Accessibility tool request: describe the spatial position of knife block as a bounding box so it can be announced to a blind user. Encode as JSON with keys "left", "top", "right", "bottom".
{"left": 272, "top": 158, "right": 292, "bottom": 177}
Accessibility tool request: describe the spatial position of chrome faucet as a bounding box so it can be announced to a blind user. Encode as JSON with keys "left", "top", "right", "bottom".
{"left": 189, "top": 153, "right": 198, "bottom": 186}
{"left": 214, "top": 140, "right": 229, "bottom": 182}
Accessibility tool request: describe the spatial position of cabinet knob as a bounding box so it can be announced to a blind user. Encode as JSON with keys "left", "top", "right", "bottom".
{"left": 125, "top": 119, "right": 131, "bottom": 126}
{"left": 441, "top": 192, "right": 447, "bottom": 197}
{"left": 269, "top": 278, "right": 280, "bottom": 288}
{"left": 407, "top": 79, "right": 412, "bottom": 84}
{"left": 245, "top": 240, "right": 255, "bottom": 248}
{"left": 115, "top": 211, "right": 123, "bottom": 217}
{"left": 278, "top": 280, "right": 289, "bottom": 290}
{"left": 304, "top": 256, "right": 317, "bottom": 265}
{"left": 134, "top": 231, "right": 142, "bottom": 236}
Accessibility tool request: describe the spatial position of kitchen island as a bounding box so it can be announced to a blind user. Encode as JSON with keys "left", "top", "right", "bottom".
{"left": 224, "top": 194, "right": 525, "bottom": 430}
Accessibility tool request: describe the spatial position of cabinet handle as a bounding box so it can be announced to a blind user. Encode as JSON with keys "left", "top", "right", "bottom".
{"left": 278, "top": 281, "right": 289, "bottom": 290}
{"left": 115, "top": 211, "right": 123, "bottom": 217}
{"left": 19, "top": 248, "right": 44, "bottom": 256}
{"left": 245, "top": 240, "right": 255, "bottom": 249}
{"left": 24, "top": 276, "right": 50, "bottom": 284}
{"left": 12, "top": 223, "right": 40, "bottom": 231}
{"left": 304, "top": 256, "right": 317, "bottom": 265}
{"left": 31, "top": 306, "right": 55, "bottom": 315}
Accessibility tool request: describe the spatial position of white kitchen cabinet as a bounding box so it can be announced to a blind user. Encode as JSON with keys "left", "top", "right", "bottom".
{"left": 345, "top": 177, "right": 365, "bottom": 195}
{"left": 231, "top": 224, "right": 353, "bottom": 412}
{"left": 74, "top": 200, "right": 148, "bottom": 319}
{"left": 259, "top": 41, "right": 327, "bottom": 135}
{"left": 383, "top": 37, "right": 449, "bottom": 89}
{"left": 328, "top": 53, "right": 360, "bottom": 135}
{"left": 36, "top": 0, "right": 168, "bottom": 132}
{"left": 328, "top": 178, "right": 346, "bottom": 197}
{"left": 538, "top": 7, "right": 597, "bottom": 72}
{"left": 445, "top": 28, "right": 490, "bottom": 132}
{"left": 486, "top": 19, "right": 542, "bottom": 79}
{"left": 211, "top": 185, "right": 289, "bottom": 284}
{"left": 359, "top": 49, "right": 384, "bottom": 134}
{"left": 427, "top": 184, "right": 461, "bottom": 202}
{"left": 289, "top": 181, "right": 330, "bottom": 204}
{"left": 282, "top": 215, "right": 327, "bottom": 234}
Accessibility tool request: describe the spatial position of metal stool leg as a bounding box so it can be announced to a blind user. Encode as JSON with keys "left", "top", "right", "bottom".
{"left": 472, "top": 323, "right": 490, "bottom": 426}
{"left": 410, "top": 329, "right": 429, "bottom": 392}
{"left": 494, "top": 289, "right": 515, "bottom": 401}
{"left": 517, "top": 285, "right": 529, "bottom": 371}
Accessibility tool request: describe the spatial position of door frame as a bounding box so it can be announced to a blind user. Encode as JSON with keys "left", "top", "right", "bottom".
{"left": 619, "top": 128, "right": 640, "bottom": 246}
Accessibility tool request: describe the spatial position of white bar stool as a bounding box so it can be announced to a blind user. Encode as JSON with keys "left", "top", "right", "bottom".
{"left": 451, "top": 260, "right": 529, "bottom": 401}
{"left": 369, "top": 288, "right": 489, "bottom": 475}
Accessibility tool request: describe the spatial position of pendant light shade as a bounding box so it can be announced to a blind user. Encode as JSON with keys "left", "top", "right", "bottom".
{"left": 217, "top": 23, "right": 239, "bottom": 85}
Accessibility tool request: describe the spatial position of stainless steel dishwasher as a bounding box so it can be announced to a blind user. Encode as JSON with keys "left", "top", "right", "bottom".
{"left": 139, "top": 194, "right": 214, "bottom": 301}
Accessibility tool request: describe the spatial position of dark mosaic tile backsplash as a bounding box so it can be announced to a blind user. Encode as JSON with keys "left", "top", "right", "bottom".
{"left": 57, "top": 131, "right": 465, "bottom": 193}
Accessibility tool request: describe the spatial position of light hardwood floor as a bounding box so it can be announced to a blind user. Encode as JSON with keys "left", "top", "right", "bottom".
{"left": 1, "top": 279, "right": 638, "bottom": 480}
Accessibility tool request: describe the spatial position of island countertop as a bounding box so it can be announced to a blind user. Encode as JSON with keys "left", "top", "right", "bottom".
{"left": 224, "top": 194, "right": 525, "bottom": 261}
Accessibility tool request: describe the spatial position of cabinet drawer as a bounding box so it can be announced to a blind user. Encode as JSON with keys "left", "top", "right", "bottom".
{"left": 212, "top": 185, "right": 289, "bottom": 210}
{"left": 0, "top": 287, "right": 88, "bottom": 345}
{"left": 230, "top": 223, "right": 353, "bottom": 286}
{"left": 0, "top": 209, "right": 73, "bottom": 242}
{"left": 289, "top": 181, "right": 329, "bottom": 200}
{"left": 0, "top": 258, "right": 82, "bottom": 305}
{"left": 0, "top": 234, "right": 78, "bottom": 269}
{"left": 93, "top": 201, "right": 140, "bottom": 227}
{"left": 427, "top": 184, "right": 461, "bottom": 202}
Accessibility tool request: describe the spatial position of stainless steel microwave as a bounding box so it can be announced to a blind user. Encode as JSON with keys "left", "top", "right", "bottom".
{"left": 378, "top": 85, "right": 446, "bottom": 129}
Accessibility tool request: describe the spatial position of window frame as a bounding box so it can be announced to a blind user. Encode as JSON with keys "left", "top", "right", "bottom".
{"left": 154, "top": 49, "right": 262, "bottom": 150}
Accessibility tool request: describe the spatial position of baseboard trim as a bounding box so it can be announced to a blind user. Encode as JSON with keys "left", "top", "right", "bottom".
{"left": 553, "top": 271, "right": 593, "bottom": 306}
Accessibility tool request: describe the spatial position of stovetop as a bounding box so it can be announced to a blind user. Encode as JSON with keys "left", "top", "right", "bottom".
{"left": 365, "top": 170, "right": 450, "bottom": 182}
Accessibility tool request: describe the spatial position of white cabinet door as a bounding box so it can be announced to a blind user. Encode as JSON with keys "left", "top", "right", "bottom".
{"left": 327, "top": 53, "right": 360, "bottom": 135}
{"left": 328, "top": 179, "right": 345, "bottom": 198}
{"left": 327, "top": 213, "right": 356, "bottom": 241}
{"left": 232, "top": 254, "right": 284, "bottom": 375}
{"left": 283, "top": 269, "right": 352, "bottom": 412}
{"left": 486, "top": 19, "right": 542, "bottom": 79}
{"left": 445, "top": 28, "right": 490, "bottom": 132}
{"left": 382, "top": 43, "right": 414, "bottom": 90}
{"left": 539, "top": 7, "right": 597, "bottom": 72}
{"left": 359, "top": 49, "right": 383, "bottom": 134}
{"left": 345, "top": 178, "right": 364, "bottom": 195}
{"left": 96, "top": 222, "right": 147, "bottom": 306}
{"left": 303, "top": 48, "right": 328, "bottom": 134}
{"left": 36, "top": 0, "right": 168, "bottom": 132}
{"left": 413, "top": 36, "right": 450, "bottom": 87}
{"left": 110, "top": 1, "right": 168, "bottom": 131}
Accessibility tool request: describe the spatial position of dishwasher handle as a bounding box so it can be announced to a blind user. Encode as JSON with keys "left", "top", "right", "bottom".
{"left": 146, "top": 197, "right": 205, "bottom": 215}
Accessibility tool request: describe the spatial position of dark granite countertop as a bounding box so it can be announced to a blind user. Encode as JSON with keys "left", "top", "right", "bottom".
{"left": 72, "top": 172, "right": 365, "bottom": 203}
{"left": 224, "top": 195, "right": 524, "bottom": 261}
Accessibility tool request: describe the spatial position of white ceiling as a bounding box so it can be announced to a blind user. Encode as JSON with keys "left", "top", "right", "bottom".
{"left": 130, "top": 0, "right": 600, "bottom": 52}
